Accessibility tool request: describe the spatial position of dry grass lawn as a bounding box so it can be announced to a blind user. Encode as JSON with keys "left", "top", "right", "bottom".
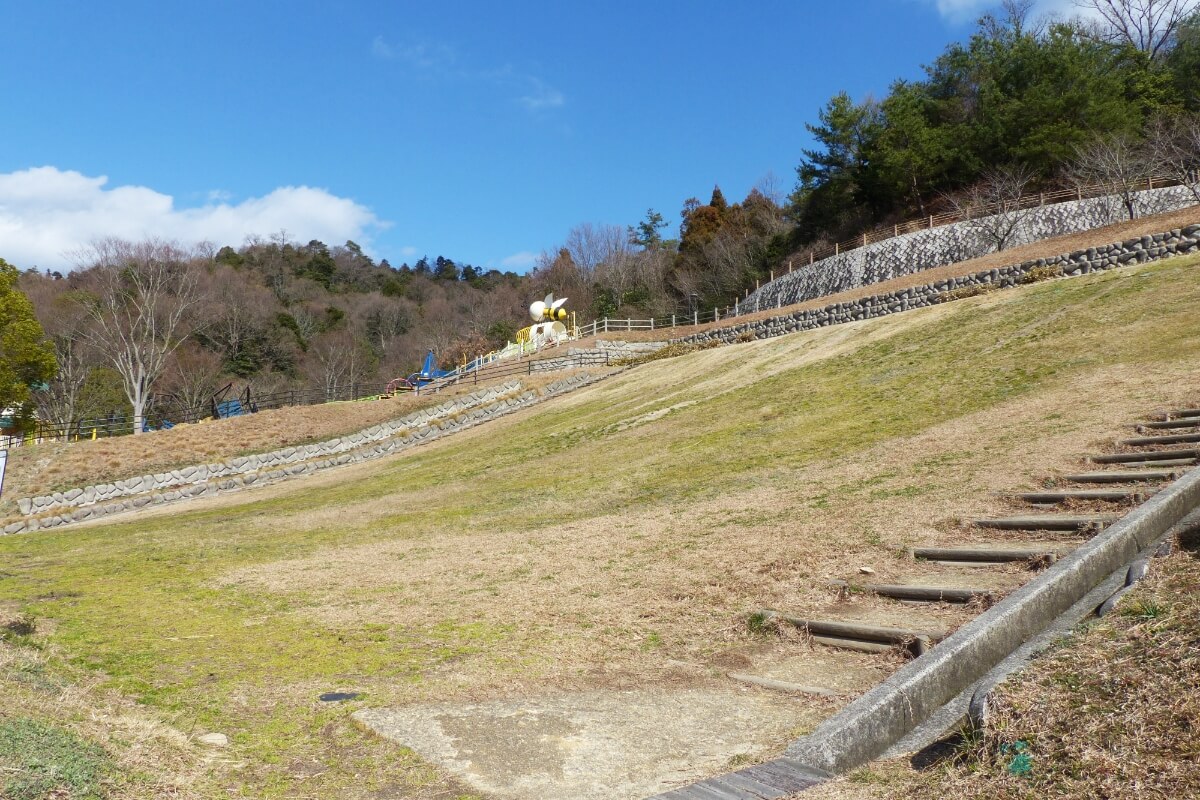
{"left": 1, "top": 253, "right": 1199, "bottom": 798}
{"left": 0, "top": 369, "right": 605, "bottom": 521}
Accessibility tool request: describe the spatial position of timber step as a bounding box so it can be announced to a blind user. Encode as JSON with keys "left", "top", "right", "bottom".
{"left": 1090, "top": 447, "right": 1200, "bottom": 464}
{"left": 1062, "top": 469, "right": 1181, "bottom": 484}
{"left": 974, "top": 514, "right": 1115, "bottom": 531}
{"left": 1096, "top": 456, "right": 1197, "bottom": 468}
{"left": 1122, "top": 431, "right": 1200, "bottom": 447}
{"left": 726, "top": 672, "right": 837, "bottom": 697}
{"left": 759, "top": 610, "right": 943, "bottom": 656}
{"left": 1015, "top": 488, "right": 1147, "bottom": 503}
{"left": 910, "top": 545, "right": 1065, "bottom": 563}
{"left": 1163, "top": 408, "right": 1200, "bottom": 419}
{"left": 829, "top": 580, "right": 995, "bottom": 604}
{"left": 810, "top": 635, "right": 898, "bottom": 654}
{"left": 652, "top": 759, "right": 826, "bottom": 799}
{"left": 1140, "top": 417, "right": 1200, "bottom": 430}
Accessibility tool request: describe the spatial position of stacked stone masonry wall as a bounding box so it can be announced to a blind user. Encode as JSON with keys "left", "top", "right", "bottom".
{"left": 745, "top": 187, "right": 1198, "bottom": 310}
{"left": 3, "top": 374, "right": 601, "bottom": 536}
{"left": 682, "top": 226, "right": 1200, "bottom": 347}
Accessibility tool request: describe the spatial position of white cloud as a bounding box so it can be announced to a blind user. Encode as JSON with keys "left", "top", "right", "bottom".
{"left": 500, "top": 250, "right": 538, "bottom": 271}
{"left": 370, "top": 35, "right": 457, "bottom": 72}
{"left": 924, "top": 0, "right": 1090, "bottom": 24}
{"left": 929, "top": 0, "right": 991, "bottom": 22}
{"left": 0, "top": 166, "right": 387, "bottom": 270}
{"left": 518, "top": 78, "right": 565, "bottom": 111}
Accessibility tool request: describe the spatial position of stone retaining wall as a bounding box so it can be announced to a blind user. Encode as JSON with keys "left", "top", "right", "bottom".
{"left": 745, "top": 187, "right": 1198, "bottom": 310}
{"left": 680, "top": 225, "right": 1200, "bottom": 347}
{"left": 3, "top": 374, "right": 601, "bottom": 536}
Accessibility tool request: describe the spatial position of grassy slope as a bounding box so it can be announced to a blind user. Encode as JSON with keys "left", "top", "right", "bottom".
{"left": 1, "top": 254, "right": 1199, "bottom": 798}
{"left": 0, "top": 372, "right": 589, "bottom": 521}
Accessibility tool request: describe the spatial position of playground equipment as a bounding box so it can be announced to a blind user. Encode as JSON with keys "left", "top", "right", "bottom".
{"left": 516, "top": 294, "right": 572, "bottom": 350}
{"left": 384, "top": 296, "right": 578, "bottom": 395}
{"left": 385, "top": 350, "right": 452, "bottom": 394}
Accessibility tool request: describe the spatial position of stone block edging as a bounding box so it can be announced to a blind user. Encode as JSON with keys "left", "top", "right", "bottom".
{"left": 3, "top": 373, "right": 601, "bottom": 536}
{"left": 680, "top": 225, "right": 1200, "bottom": 347}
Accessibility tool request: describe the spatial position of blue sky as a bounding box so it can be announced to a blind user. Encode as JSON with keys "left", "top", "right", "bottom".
{"left": 0, "top": 0, "right": 1081, "bottom": 271}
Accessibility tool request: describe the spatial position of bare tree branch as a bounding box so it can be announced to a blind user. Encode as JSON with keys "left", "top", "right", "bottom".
{"left": 73, "top": 238, "right": 209, "bottom": 434}
{"left": 945, "top": 164, "right": 1038, "bottom": 253}
{"left": 1146, "top": 113, "right": 1200, "bottom": 203}
{"left": 1075, "top": 0, "right": 1198, "bottom": 59}
{"left": 1067, "top": 132, "right": 1156, "bottom": 220}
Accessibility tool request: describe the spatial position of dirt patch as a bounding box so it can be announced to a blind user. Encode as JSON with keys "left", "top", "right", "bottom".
{"left": 355, "top": 688, "right": 821, "bottom": 800}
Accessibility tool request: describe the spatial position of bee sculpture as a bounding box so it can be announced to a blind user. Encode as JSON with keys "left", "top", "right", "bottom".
{"left": 518, "top": 294, "right": 571, "bottom": 347}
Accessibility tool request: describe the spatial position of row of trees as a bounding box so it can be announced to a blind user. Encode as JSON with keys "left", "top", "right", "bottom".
{"left": 13, "top": 236, "right": 535, "bottom": 436}
{"left": 6, "top": 1, "right": 1200, "bottom": 439}
{"left": 789, "top": 0, "right": 1200, "bottom": 247}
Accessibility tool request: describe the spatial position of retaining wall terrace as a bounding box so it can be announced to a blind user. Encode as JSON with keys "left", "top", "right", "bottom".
{"left": 681, "top": 225, "right": 1200, "bottom": 348}
{"left": 3, "top": 374, "right": 601, "bottom": 536}
{"left": 745, "top": 186, "right": 1198, "bottom": 310}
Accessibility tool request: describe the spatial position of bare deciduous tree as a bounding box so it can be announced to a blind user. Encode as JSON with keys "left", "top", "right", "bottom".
{"left": 1067, "top": 132, "right": 1156, "bottom": 220}
{"left": 159, "top": 343, "right": 225, "bottom": 418}
{"left": 1075, "top": 0, "right": 1198, "bottom": 60}
{"left": 1147, "top": 113, "right": 1200, "bottom": 202}
{"left": 946, "top": 164, "right": 1037, "bottom": 253}
{"left": 73, "top": 238, "right": 208, "bottom": 434}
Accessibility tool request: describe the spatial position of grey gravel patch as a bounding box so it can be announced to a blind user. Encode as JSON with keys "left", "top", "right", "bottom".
{"left": 353, "top": 688, "right": 816, "bottom": 800}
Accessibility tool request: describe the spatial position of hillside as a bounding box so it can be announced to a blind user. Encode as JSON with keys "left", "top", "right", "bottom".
{"left": 1, "top": 245, "right": 1199, "bottom": 798}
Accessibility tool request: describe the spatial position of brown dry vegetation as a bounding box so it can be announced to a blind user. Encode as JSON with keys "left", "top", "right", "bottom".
{"left": 0, "top": 369, "right": 606, "bottom": 521}
{"left": 802, "top": 536, "right": 1200, "bottom": 800}
{"left": 1, "top": 251, "right": 1199, "bottom": 798}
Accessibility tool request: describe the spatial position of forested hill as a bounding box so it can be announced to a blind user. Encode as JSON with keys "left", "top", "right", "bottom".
{"left": 17, "top": 238, "right": 536, "bottom": 428}
{"left": 8, "top": 1, "right": 1200, "bottom": 435}
{"left": 786, "top": 3, "right": 1200, "bottom": 245}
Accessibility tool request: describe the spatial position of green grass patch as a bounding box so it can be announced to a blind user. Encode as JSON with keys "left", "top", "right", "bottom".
{"left": 0, "top": 717, "right": 112, "bottom": 800}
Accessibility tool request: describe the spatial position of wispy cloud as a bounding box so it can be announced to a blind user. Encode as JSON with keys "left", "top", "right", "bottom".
{"left": 371, "top": 35, "right": 457, "bottom": 72}
{"left": 518, "top": 77, "right": 565, "bottom": 111}
{"left": 0, "top": 166, "right": 387, "bottom": 270}
{"left": 500, "top": 250, "right": 538, "bottom": 271}
{"left": 372, "top": 36, "right": 564, "bottom": 113}
{"left": 923, "top": 0, "right": 1087, "bottom": 24}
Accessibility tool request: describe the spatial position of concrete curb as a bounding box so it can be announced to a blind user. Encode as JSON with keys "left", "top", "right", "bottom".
{"left": 781, "top": 464, "right": 1200, "bottom": 775}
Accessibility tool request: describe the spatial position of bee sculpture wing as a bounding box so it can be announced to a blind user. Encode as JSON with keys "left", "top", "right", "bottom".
{"left": 550, "top": 297, "right": 568, "bottom": 310}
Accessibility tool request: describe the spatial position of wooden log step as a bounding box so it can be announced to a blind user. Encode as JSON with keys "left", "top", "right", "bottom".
{"left": 830, "top": 579, "right": 994, "bottom": 603}
{"left": 760, "top": 610, "right": 942, "bottom": 656}
{"left": 1164, "top": 408, "right": 1200, "bottom": 419}
{"left": 1016, "top": 488, "right": 1145, "bottom": 503}
{"left": 1090, "top": 448, "right": 1199, "bottom": 464}
{"left": 727, "top": 672, "right": 838, "bottom": 697}
{"left": 810, "top": 635, "right": 899, "bottom": 654}
{"left": 1062, "top": 469, "right": 1180, "bottom": 484}
{"left": 974, "top": 515, "right": 1115, "bottom": 531}
{"left": 1095, "top": 457, "right": 1197, "bottom": 468}
{"left": 911, "top": 546, "right": 1063, "bottom": 563}
{"left": 1122, "top": 431, "right": 1200, "bottom": 447}
{"left": 1140, "top": 418, "right": 1200, "bottom": 429}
